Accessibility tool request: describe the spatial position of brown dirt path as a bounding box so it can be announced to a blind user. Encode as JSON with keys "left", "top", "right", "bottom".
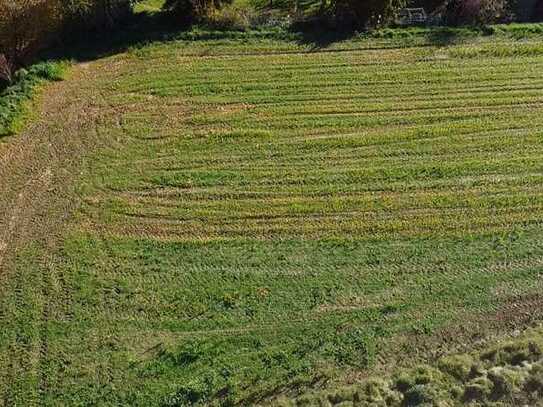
{"left": 0, "top": 64, "right": 105, "bottom": 276}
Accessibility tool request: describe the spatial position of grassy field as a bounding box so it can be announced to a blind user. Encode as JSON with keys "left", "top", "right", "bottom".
{"left": 1, "top": 28, "right": 543, "bottom": 406}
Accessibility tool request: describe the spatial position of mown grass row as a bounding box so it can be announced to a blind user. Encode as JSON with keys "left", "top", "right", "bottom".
{"left": 88, "top": 43, "right": 543, "bottom": 244}
{"left": 12, "top": 229, "right": 539, "bottom": 405}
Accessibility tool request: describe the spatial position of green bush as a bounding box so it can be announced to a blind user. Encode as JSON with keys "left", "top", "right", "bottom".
{"left": 163, "top": 0, "right": 233, "bottom": 23}
{"left": 203, "top": 4, "right": 256, "bottom": 30}
{"left": 0, "top": 61, "right": 67, "bottom": 137}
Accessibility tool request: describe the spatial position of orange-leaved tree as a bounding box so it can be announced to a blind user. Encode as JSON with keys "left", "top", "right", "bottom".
{"left": 0, "top": 0, "right": 62, "bottom": 75}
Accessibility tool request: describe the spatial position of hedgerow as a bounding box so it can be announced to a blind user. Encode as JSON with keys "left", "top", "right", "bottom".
{"left": 0, "top": 0, "right": 131, "bottom": 78}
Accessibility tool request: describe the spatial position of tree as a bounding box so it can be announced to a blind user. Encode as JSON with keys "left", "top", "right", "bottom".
{"left": 0, "top": 0, "right": 132, "bottom": 82}
{"left": 325, "top": 0, "right": 406, "bottom": 28}
{"left": 444, "top": 0, "right": 510, "bottom": 25}
{"left": 163, "top": 0, "right": 233, "bottom": 22}
{"left": 0, "top": 0, "right": 62, "bottom": 70}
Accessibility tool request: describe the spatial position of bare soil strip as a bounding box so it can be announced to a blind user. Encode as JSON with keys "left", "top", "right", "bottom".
{"left": 0, "top": 66, "right": 102, "bottom": 274}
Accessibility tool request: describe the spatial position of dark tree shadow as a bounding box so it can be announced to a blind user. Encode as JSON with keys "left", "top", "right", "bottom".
{"left": 293, "top": 28, "right": 358, "bottom": 50}
{"left": 289, "top": 17, "right": 359, "bottom": 50}
{"left": 44, "top": 11, "right": 190, "bottom": 64}
{"left": 36, "top": 10, "right": 495, "bottom": 68}
{"left": 288, "top": 19, "right": 488, "bottom": 51}
{"left": 423, "top": 26, "right": 470, "bottom": 46}
{"left": 44, "top": 10, "right": 360, "bottom": 63}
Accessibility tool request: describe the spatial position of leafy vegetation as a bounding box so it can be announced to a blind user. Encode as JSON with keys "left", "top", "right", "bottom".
{"left": 0, "top": 61, "right": 66, "bottom": 137}
{"left": 232, "top": 0, "right": 540, "bottom": 27}
{"left": 163, "top": 0, "right": 234, "bottom": 22}
{"left": 330, "top": 0, "right": 407, "bottom": 27}
{"left": 443, "top": 0, "right": 513, "bottom": 26}
{"left": 0, "top": 0, "right": 131, "bottom": 75}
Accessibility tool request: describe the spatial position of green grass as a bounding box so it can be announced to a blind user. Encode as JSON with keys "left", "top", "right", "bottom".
{"left": 0, "top": 61, "right": 66, "bottom": 137}
{"left": 2, "top": 28, "right": 543, "bottom": 405}
{"left": 134, "top": 0, "right": 167, "bottom": 14}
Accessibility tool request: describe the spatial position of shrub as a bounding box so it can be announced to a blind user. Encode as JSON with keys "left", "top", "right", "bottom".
{"left": 163, "top": 0, "right": 233, "bottom": 23}
{"left": 0, "top": 0, "right": 132, "bottom": 75}
{"left": 328, "top": 0, "right": 407, "bottom": 28}
{"left": 444, "top": 0, "right": 512, "bottom": 25}
{"left": 0, "top": 0, "right": 62, "bottom": 69}
{"left": 203, "top": 4, "right": 254, "bottom": 30}
{"left": 0, "top": 61, "right": 67, "bottom": 137}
